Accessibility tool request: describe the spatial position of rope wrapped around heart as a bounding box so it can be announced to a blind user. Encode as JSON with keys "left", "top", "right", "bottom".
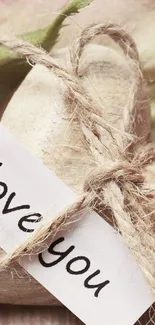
{"left": 0, "top": 23, "right": 155, "bottom": 295}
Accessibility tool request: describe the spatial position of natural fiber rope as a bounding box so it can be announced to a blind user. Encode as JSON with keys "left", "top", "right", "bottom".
{"left": 0, "top": 23, "right": 155, "bottom": 295}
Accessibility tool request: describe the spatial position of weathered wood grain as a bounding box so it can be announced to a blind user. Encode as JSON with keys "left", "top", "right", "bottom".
{"left": 0, "top": 305, "right": 83, "bottom": 325}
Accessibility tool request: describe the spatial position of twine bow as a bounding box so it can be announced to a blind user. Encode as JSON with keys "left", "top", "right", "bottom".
{"left": 0, "top": 24, "right": 155, "bottom": 295}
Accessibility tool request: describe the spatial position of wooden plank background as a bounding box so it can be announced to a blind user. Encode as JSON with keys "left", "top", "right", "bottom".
{"left": 0, "top": 306, "right": 83, "bottom": 325}
{"left": 0, "top": 304, "right": 154, "bottom": 325}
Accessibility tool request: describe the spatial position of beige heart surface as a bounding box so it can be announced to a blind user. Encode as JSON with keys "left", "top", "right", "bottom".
{"left": 0, "top": 38, "right": 150, "bottom": 305}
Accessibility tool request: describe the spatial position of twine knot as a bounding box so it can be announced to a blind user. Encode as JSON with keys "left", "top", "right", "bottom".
{"left": 84, "top": 161, "right": 145, "bottom": 196}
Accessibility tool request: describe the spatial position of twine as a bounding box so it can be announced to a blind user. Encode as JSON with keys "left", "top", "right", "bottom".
{"left": 0, "top": 23, "right": 155, "bottom": 295}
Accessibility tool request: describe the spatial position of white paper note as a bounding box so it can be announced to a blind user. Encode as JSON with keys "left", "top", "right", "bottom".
{"left": 0, "top": 123, "right": 154, "bottom": 325}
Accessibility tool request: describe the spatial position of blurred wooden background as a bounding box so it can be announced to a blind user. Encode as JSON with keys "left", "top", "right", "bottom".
{"left": 0, "top": 305, "right": 83, "bottom": 325}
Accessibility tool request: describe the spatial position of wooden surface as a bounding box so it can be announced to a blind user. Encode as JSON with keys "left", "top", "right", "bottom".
{"left": 0, "top": 304, "right": 155, "bottom": 325}
{"left": 0, "top": 306, "right": 83, "bottom": 325}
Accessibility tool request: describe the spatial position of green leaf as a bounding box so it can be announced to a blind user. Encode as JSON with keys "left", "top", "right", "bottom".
{"left": 0, "top": 0, "right": 93, "bottom": 108}
{"left": 0, "top": 59, "right": 31, "bottom": 105}
{"left": 41, "top": 0, "right": 93, "bottom": 51}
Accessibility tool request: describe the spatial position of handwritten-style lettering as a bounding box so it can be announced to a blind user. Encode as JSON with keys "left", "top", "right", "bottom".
{"left": 39, "top": 237, "right": 75, "bottom": 267}
{"left": 0, "top": 162, "right": 42, "bottom": 231}
{"left": 18, "top": 213, "right": 43, "bottom": 233}
{"left": 39, "top": 237, "right": 110, "bottom": 297}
